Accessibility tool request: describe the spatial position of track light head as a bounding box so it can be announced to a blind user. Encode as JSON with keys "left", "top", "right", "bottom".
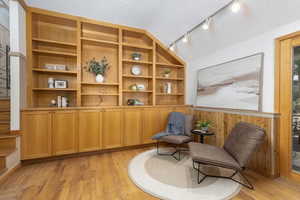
{"left": 202, "top": 18, "right": 211, "bottom": 30}
{"left": 231, "top": 0, "right": 241, "bottom": 13}
{"left": 170, "top": 44, "right": 175, "bottom": 51}
{"left": 182, "top": 34, "right": 189, "bottom": 43}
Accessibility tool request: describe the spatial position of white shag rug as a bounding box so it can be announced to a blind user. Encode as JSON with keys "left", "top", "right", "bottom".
{"left": 128, "top": 149, "right": 241, "bottom": 200}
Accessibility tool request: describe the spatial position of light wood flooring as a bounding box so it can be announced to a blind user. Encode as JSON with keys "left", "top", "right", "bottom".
{"left": 0, "top": 147, "right": 300, "bottom": 200}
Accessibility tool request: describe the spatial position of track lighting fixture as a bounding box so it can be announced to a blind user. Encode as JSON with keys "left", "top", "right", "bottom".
{"left": 231, "top": 0, "right": 241, "bottom": 13}
{"left": 170, "top": 44, "right": 175, "bottom": 51}
{"left": 182, "top": 34, "right": 189, "bottom": 43}
{"left": 202, "top": 18, "right": 211, "bottom": 30}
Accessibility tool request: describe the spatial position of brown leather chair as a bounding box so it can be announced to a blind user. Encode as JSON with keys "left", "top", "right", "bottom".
{"left": 188, "top": 122, "right": 265, "bottom": 189}
{"left": 156, "top": 114, "right": 194, "bottom": 161}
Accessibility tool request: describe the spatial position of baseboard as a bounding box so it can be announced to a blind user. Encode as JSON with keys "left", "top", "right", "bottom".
{"left": 0, "top": 163, "right": 21, "bottom": 184}
{"left": 22, "top": 143, "right": 156, "bottom": 165}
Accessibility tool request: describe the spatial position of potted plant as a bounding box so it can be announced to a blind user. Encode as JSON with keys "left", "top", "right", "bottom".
{"left": 131, "top": 52, "right": 142, "bottom": 61}
{"left": 195, "top": 120, "right": 213, "bottom": 132}
{"left": 162, "top": 68, "right": 171, "bottom": 78}
{"left": 85, "top": 57, "right": 110, "bottom": 83}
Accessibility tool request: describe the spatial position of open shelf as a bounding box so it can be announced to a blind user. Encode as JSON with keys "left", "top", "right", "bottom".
{"left": 81, "top": 82, "right": 118, "bottom": 86}
{"left": 32, "top": 68, "right": 77, "bottom": 75}
{"left": 81, "top": 37, "right": 119, "bottom": 46}
{"left": 156, "top": 77, "right": 184, "bottom": 81}
{"left": 123, "top": 59, "right": 152, "bottom": 65}
{"left": 32, "top": 88, "right": 77, "bottom": 91}
{"left": 81, "top": 22, "right": 119, "bottom": 43}
{"left": 81, "top": 93, "right": 118, "bottom": 96}
{"left": 32, "top": 38, "right": 77, "bottom": 47}
{"left": 156, "top": 93, "right": 184, "bottom": 96}
{"left": 32, "top": 49, "right": 77, "bottom": 57}
{"left": 123, "top": 90, "right": 152, "bottom": 93}
{"left": 122, "top": 30, "right": 152, "bottom": 48}
{"left": 122, "top": 43, "right": 153, "bottom": 50}
{"left": 156, "top": 62, "right": 184, "bottom": 68}
{"left": 123, "top": 75, "right": 152, "bottom": 79}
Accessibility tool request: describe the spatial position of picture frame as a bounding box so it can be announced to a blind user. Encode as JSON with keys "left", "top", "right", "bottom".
{"left": 54, "top": 80, "right": 68, "bottom": 89}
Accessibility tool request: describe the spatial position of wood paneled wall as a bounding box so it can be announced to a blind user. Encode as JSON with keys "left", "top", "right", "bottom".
{"left": 194, "top": 108, "right": 278, "bottom": 177}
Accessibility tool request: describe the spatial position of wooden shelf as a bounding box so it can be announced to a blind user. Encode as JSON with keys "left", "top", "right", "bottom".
{"left": 32, "top": 49, "right": 77, "bottom": 57}
{"left": 32, "top": 68, "right": 77, "bottom": 75}
{"left": 156, "top": 62, "right": 184, "bottom": 68}
{"left": 123, "top": 90, "right": 152, "bottom": 93}
{"left": 32, "top": 88, "right": 77, "bottom": 91}
{"left": 156, "top": 77, "right": 184, "bottom": 81}
{"left": 156, "top": 93, "right": 184, "bottom": 96}
{"left": 81, "top": 93, "right": 119, "bottom": 96}
{"left": 122, "top": 59, "right": 152, "bottom": 65}
{"left": 81, "top": 82, "right": 119, "bottom": 86}
{"left": 122, "top": 43, "right": 153, "bottom": 50}
{"left": 32, "top": 38, "right": 77, "bottom": 47}
{"left": 81, "top": 37, "right": 119, "bottom": 46}
{"left": 122, "top": 75, "right": 152, "bottom": 79}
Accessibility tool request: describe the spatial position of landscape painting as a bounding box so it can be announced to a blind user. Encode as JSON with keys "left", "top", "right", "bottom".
{"left": 196, "top": 53, "right": 264, "bottom": 111}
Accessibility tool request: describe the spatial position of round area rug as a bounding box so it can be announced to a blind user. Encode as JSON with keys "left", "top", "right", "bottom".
{"left": 128, "top": 149, "right": 241, "bottom": 200}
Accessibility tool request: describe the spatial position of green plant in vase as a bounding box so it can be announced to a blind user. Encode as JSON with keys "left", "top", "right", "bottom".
{"left": 195, "top": 120, "right": 213, "bottom": 132}
{"left": 131, "top": 52, "right": 142, "bottom": 61}
{"left": 85, "top": 57, "right": 110, "bottom": 83}
{"left": 162, "top": 68, "right": 171, "bottom": 78}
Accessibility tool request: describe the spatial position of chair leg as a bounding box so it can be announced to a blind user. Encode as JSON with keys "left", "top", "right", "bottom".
{"left": 156, "top": 140, "right": 181, "bottom": 161}
{"left": 192, "top": 161, "right": 254, "bottom": 190}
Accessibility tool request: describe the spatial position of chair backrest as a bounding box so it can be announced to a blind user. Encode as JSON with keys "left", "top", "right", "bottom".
{"left": 184, "top": 114, "right": 194, "bottom": 136}
{"left": 223, "top": 122, "right": 265, "bottom": 168}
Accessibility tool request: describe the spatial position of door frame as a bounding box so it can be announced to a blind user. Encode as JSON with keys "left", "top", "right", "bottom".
{"left": 275, "top": 30, "right": 300, "bottom": 182}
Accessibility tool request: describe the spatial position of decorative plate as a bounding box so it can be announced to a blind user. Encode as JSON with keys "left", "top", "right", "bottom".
{"left": 131, "top": 65, "right": 142, "bottom": 76}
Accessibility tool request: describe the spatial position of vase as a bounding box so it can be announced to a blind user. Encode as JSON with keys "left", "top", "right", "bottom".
{"left": 96, "top": 74, "right": 104, "bottom": 83}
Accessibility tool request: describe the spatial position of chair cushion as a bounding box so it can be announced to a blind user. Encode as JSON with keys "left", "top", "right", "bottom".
{"left": 184, "top": 114, "right": 194, "bottom": 136}
{"left": 188, "top": 142, "right": 242, "bottom": 170}
{"left": 223, "top": 122, "right": 265, "bottom": 168}
{"left": 160, "top": 135, "right": 192, "bottom": 144}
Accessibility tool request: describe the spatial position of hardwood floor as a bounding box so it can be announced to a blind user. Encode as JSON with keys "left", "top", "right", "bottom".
{"left": 0, "top": 147, "right": 300, "bottom": 200}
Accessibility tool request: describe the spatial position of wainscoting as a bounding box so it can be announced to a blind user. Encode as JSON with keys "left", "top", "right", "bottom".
{"left": 194, "top": 107, "right": 279, "bottom": 178}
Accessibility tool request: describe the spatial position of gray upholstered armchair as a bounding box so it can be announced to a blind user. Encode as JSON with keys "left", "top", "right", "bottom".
{"left": 188, "top": 122, "right": 265, "bottom": 189}
{"left": 154, "top": 112, "right": 194, "bottom": 161}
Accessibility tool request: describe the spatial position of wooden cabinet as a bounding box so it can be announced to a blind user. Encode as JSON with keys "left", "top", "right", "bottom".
{"left": 142, "top": 108, "right": 161, "bottom": 144}
{"left": 52, "top": 111, "right": 78, "bottom": 155}
{"left": 102, "top": 109, "right": 123, "bottom": 149}
{"left": 78, "top": 111, "right": 101, "bottom": 152}
{"left": 21, "top": 111, "right": 52, "bottom": 159}
{"left": 123, "top": 109, "right": 142, "bottom": 146}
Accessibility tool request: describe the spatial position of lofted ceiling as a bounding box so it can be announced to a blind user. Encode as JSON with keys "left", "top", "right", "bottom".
{"left": 24, "top": 0, "right": 231, "bottom": 45}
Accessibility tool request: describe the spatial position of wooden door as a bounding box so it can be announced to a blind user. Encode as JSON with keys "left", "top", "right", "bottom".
{"left": 142, "top": 108, "right": 161, "bottom": 144}
{"left": 123, "top": 109, "right": 142, "bottom": 146}
{"left": 276, "top": 33, "right": 300, "bottom": 181}
{"left": 78, "top": 110, "right": 101, "bottom": 152}
{"left": 102, "top": 109, "right": 123, "bottom": 149}
{"left": 21, "top": 111, "right": 52, "bottom": 159}
{"left": 52, "top": 111, "right": 78, "bottom": 155}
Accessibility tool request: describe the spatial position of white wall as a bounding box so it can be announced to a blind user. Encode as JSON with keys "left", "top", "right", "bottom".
{"left": 9, "top": 0, "right": 26, "bottom": 130}
{"left": 0, "top": 0, "right": 9, "bottom": 29}
{"left": 175, "top": 0, "right": 300, "bottom": 113}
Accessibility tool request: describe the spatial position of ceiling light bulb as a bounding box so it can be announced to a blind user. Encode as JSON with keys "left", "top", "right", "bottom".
{"left": 202, "top": 18, "right": 210, "bottom": 30}
{"left": 182, "top": 34, "right": 189, "bottom": 43}
{"left": 231, "top": 0, "right": 241, "bottom": 13}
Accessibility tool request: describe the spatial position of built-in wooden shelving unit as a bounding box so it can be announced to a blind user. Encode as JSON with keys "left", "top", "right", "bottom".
{"left": 27, "top": 7, "right": 186, "bottom": 108}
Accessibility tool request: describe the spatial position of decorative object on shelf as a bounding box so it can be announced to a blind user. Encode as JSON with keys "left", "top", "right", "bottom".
{"left": 45, "top": 64, "right": 67, "bottom": 71}
{"left": 129, "top": 84, "right": 138, "bottom": 91}
{"left": 162, "top": 82, "right": 172, "bottom": 94}
{"left": 54, "top": 80, "right": 68, "bottom": 88}
{"left": 61, "top": 96, "right": 68, "bottom": 107}
{"left": 131, "top": 65, "right": 142, "bottom": 75}
{"left": 194, "top": 120, "right": 213, "bottom": 132}
{"left": 85, "top": 57, "right": 110, "bottom": 83}
{"left": 50, "top": 99, "right": 56, "bottom": 107}
{"left": 127, "top": 99, "right": 144, "bottom": 106}
{"left": 131, "top": 52, "right": 142, "bottom": 61}
{"left": 129, "top": 84, "right": 146, "bottom": 91}
{"left": 48, "top": 77, "right": 54, "bottom": 88}
{"left": 136, "top": 84, "right": 146, "bottom": 91}
{"left": 57, "top": 96, "right": 62, "bottom": 107}
{"left": 162, "top": 68, "right": 171, "bottom": 78}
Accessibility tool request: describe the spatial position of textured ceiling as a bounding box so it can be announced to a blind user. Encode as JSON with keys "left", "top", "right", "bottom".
{"left": 25, "top": 0, "right": 231, "bottom": 45}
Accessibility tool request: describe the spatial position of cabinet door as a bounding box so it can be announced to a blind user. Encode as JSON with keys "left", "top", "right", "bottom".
{"left": 142, "top": 108, "right": 161, "bottom": 144}
{"left": 52, "top": 111, "right": 78, "bottom": 155}
{"left": 78, "top": 111, "right": 101, "bottom": 152}
{"left": 102, "top": 109, "right": 123, "bottom": 149}
{"left": 21, "top": 111, "right": 52, "bottom": 160}
{"left": 123, "top": 109, "right": 142, "bottom": 146}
